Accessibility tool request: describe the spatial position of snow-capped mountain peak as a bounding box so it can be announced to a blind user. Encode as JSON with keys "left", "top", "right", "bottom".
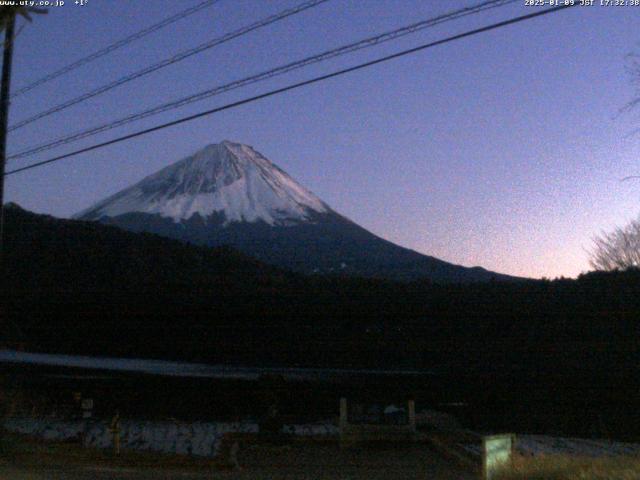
{"left": 75, "top": 141, "right": 329, "bottom": 226}
{"left": 74, "top": 141, "right": 519, "bottom": 282}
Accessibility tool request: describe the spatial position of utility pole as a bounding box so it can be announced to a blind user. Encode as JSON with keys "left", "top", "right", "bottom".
{"left": 0, "top": 8, "right": 45, "bottom": 350}
{"left": 0, "top": 6, "right": 46, "bottom": 255}
{"left": 0, "top": 12, "right": 15, "bottom": 256}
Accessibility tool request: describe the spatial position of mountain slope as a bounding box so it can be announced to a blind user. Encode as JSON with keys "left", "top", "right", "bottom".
{"left": 76, "top": 140, "right": 518, "bottom": 283}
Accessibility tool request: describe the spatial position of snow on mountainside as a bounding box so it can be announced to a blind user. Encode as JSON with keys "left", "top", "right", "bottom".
{"left": 75, "top": 141, "right": 329, "bottom": 226}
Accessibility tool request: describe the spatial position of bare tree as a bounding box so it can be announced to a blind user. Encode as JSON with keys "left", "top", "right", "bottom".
{"left": 591, "top": 54, "right": 640, "bottom": 271}
{"left": 590, "top": 215, "right": 640, "bottom": 271}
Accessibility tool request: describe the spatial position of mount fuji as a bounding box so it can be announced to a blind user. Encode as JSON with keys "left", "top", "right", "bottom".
{"left": 75, "top": 141, "right": 516, "bottom": 283}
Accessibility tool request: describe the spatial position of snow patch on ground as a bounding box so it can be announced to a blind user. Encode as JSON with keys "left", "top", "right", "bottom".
{"left": 416, "top": 410, "right": 461, "bottom": 430}
{"left": 7, "top": 415, "right": 639, "bottom": 460}
{"left": 459, "top": 435, "right": 640, "bottom": 459}
{"left": 3, "top": 417, "right": 338, "bottom": 457}
{"left": 516, "top": 435, "right": 640, "bottom": 458}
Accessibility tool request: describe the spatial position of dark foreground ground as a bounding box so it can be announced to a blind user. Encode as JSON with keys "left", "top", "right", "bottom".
{"left": 0, "top": 433, "right": 473, "bottom": 480}
{"left": 5, "top": 362, "right": 640, "bottom": 442}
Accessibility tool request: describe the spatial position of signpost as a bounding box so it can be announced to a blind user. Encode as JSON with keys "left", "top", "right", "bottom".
{"left": 424, "top": 427, "right": 515, "bottom": 478}
{"left": 109, "top": 413, "right": 121, "bottom": 455}
{"left": 482, "top": 434, "right": 514, "bottom": 480}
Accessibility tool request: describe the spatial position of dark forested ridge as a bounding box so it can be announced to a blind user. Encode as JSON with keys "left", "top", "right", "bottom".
{"left": 93, "top": 209, "right": 519, "bottom": 283}
{"left": 3, "top": 204, "right": 640, "bottom": 438}
{"left": 3, "top": 203, "right": 640, "bottom": 372}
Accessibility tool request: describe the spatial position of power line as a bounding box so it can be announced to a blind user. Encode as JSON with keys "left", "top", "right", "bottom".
{"left": 4, "top": 4, "right": 577, "bottom": 178}
{"left": 9, "top": 0, "right": 517, "bottom": 161}
{"left": 8, "top": 0, "right": 514, "bottom": 158}
{"left": 10, "top": 0, "right": 221, "bottom": 99}
{"left": 8, "top": 0, "right": 331, "bottom": 132}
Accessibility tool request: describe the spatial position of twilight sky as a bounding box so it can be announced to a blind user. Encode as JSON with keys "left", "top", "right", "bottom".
{"left": 4, "top": 0, "right": 640, "bottom": 279}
